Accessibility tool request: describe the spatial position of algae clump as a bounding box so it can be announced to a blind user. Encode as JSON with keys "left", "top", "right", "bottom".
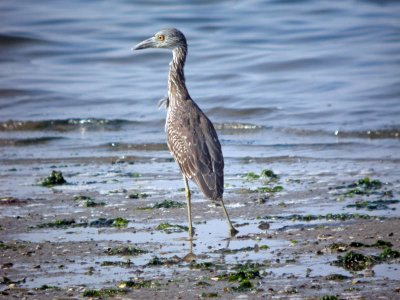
{"left": 107, "top": 246, "right": 148, "bottom": 256}
{"left": 41, "top": 170, "right": 66, "bottom": 187}
{"left": 155, "top": 223, "right": 189, "bottom": 233}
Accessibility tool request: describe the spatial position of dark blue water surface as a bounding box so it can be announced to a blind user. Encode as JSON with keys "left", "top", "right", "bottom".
{"left": 0, "top": 0, "right": 399, "bottom": 161}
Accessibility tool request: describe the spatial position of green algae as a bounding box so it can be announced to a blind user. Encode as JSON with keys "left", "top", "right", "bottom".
{"left": 35, "top": 217, "right": 129, "bottom": 229}
{"left": 244, "top": 172, "right": 260, "bottom": 180}
{"left": 119, "top": 279, "right": 154, "bottom": 289}
{"left": 138, "top": 199, "right": 183, "bottom": 210}
{"left": 127, "top": 172, "right": 141, "bottom": 178}
{"left": 257, "top": 185, "right": 283, "bottom": 193}
{"left": 231, "top": 279, "right": 253, "bottom": 292}
{"left": 152, "top": 199, "right": 183, "bottom": 209}
{"left": 324, "top": 274, "right": 351, "bottom": 281}
{"left": 379, "top": 247, "right": 400, "bottom": 260}
{"left": 73, "top": 195, "right": 92, "bottom": 201}
{"left": 337, "top": 177, "right": 391, "bottom": 198}
{"left": 218, "top": 263, "right": 262, "bottom": 282}
{"left": 244, "top": 169, "right": 279, "bottom": 181}
{"left": 106, "top": 246, "right": 148, "bottom": 256}
{"left": 83, "top": 199, "right": 105, "bottom": 207}
{"left": 217, "top": 263, "right": 263, "bottom": 292}
{"left": 320, "top": 296, "right": 338, "bottom": 300}
{"left": 147, "top": 256, "right": 163, "bottom": 266}
{"left": 347, "top": 199, "right": 399, "bottom": 210}
{"left": 353, "top": 177, "right": 383, "bottom": 189}
{"left": 36, "top": 219, "right": 77, "bottom": 228}
{"left": 0, "top": 241, "right": 11, "bottom": 250}
{"left": 40, "top": 170, "right": 66, "bottom": 187}
{"left": 112, "top": 217, "right": 128, "bottom": 228}
{"left": 82, "top": 288, "right": 126, "bottom": 297}
{"left": 334, "top": 251, "right": 373, "bottom": 271}
{"left": 329, "top": 240, "right": 394, "bottom": 253}
{"left": 260, "top": 169, "right": 279, "bottom": 180}
{"left": 146, "top": 256, "right": 181, "bottom": 266}
{"left": 190, "top": 261, "right": 216, "bottom": 270}
{"left": 372, "top": 240, "right": 393, "bottom": 248}
{"left": 73, "top": 195, "right": 105, "bottom": 207}
{"left": 201, "top": 292, "right": 219, "bottom": 298}
{"left": 155, "top": 223, "right": 189, "bottom": 233}
{"left": 89, "top": 217, "right": 128, "bottom": 228}
{"left": 264, "top": 213, "right": 372, "bottom": 222}
{"left": 196, "top": 281, "right": 211, "bottom": 286}
{"left": 101, "top": 259, "right": 131, "bottom": 267}
{"left": 128, "top": 192, "right": 149, "bottom": 199}
{"left": 222, "top": 246, "right": 256, "bottom": 254}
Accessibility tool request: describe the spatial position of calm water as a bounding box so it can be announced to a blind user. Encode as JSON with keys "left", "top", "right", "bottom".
{"left": 1, "top": 0, "right": 400, "bottom": 164}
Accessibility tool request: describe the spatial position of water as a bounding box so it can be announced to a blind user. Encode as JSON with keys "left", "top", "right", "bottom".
{"left": 1, "top": 0, "right": 399, "bottom": 157}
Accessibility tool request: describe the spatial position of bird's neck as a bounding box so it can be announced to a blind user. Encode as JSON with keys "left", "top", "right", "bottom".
{"left": 168, "top": 47, "right": 190, "bottom": 106}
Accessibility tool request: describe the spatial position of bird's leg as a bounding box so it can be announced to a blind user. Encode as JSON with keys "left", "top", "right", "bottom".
{"left": 220, "top": 199, "right": 239, "bottom": 237}
{"left": 183, "top": 176, "right": 194, "bottom": 237}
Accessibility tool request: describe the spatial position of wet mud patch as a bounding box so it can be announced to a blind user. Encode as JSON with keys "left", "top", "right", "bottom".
{"left": 1, "top": 162, "right": 400, "bottom": 299}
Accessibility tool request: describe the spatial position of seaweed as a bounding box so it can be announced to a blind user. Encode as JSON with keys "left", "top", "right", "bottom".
{"left": 217, "top": 263, "right": 262, "bottom": 292}
{"left": 244, "top": 169, "right": 279, "bottom": 181}
{"left": 147, "top": 256, "right": 163, "bottom": 266}
{"left": 155, "top": 223, "right": 189, "bottom": 233}
{"left": 320, "top": 296, "right": 338, "bottom": 300}
{"left": 190, "top": 261, "right": 216, "bottom": 270}
{"left": 221, "top": 246, "right": 256, "bottom": 254}
{"left": 36, "top": 219, "right": 76, "bottom": 228}
{"left": 128, "top": 192, "right": 149, "bottom": 199}
{"left": 337, "top": 177, "right": 391, "bottom": 198}
{"left": 152, "top": 199, "right": 183, "bottom": 209}
{"left": 82, "top": 288, "right": 126, "bottom": 297}
{"left": 101, "top": 259, "right": 131, "bottom": 267}
{"left": 218, "top": 263, "right": 262, "bottom": 282}
{"left": 347, "top": 199, "right": 399, "bottom": 211}
{"left": 260, "top": 169, "right": 279, "bottom": 180}
{"left": 106, "top": 246, "right": 148, "bottom": 256}
{"left": 324, "top": 274, "right": 351, "bottom": 281}
{"left": 200, "top": 292, "right": 219, "bottom": 298}
{"left": 379, "top": 247, "right": 400, "bottom": 260}
{"left": 36, "top": 217, "right": 130, "bottom": 229}
{"left": 334, "top": 251, "right": 373, "bottom": 271}
{"left": 257, "top": 185, "right": 283, "bottom": 193}
{"left": 83, "top": 199, "right": 105, "bottom": 207}
{"left": 35, "top": 285, "right": 60, "bottom": 291}
{"left": 146, "top": 256, "right": 181, "bottom": 266}
{"left": 73, "top": 195, "right": 105, "bottom": 207}
{"left": 119, "top": 280, "right": 153, "bottom": 289}
{"left": 231, "top": 279, "right": 253, "bottom": 292}
{"left": 41, "top": 170, "right": 66, "bottom": 187}
{"left": 89, "top": 217, "right": 128, "bottom": 228}
{"left": 264, "top": 213, "right": 372, "bottom": 222}
{"left": 372, "top": 240, "right": 393, "bottom": 248}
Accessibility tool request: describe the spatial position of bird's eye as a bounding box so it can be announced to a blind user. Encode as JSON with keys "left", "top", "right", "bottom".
{"left": 157, "top": 35, "right": 165, "bottom": 42}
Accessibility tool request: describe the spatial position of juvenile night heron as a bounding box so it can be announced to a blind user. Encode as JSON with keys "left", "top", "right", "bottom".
{"left": 134, "top": 28, "right": 238, "bottom": 237}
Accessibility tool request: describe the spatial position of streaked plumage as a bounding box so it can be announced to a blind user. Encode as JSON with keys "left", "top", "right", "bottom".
{"left": 134, "top": 28, "right": 238, "bottom": 237}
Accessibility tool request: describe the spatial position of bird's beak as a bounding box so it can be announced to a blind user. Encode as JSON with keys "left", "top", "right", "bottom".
{"left": 133, "top": 37, "right": 156, "bottom": 51}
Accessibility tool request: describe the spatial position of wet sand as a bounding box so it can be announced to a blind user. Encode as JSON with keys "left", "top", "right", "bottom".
{"left": 1, "top": 155, "right": 399, "bottom": 299}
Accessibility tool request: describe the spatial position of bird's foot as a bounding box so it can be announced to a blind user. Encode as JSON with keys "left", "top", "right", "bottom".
{"left": 229, "top": 227, "right": 239, "bottom": 237}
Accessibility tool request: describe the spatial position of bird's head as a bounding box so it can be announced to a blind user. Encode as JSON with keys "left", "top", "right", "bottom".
{"left": 134, "top": 28, "right": 187, "bottom": 51}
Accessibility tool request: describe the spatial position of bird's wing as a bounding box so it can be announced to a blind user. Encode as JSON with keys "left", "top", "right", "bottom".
{"left": 166, "top": 102, "right": 224, "bottom": 200}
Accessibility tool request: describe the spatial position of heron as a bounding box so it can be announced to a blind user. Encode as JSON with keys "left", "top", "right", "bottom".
{"left": 134, "top": 28, "right": 238, "bottom": 237}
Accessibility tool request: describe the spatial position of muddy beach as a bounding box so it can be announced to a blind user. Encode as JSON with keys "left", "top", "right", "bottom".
{"left": 2, "top": 0, "right": 400, "bottom": 299}
{"left": 1, "top": 150, "right": 400, "bottom": 299}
